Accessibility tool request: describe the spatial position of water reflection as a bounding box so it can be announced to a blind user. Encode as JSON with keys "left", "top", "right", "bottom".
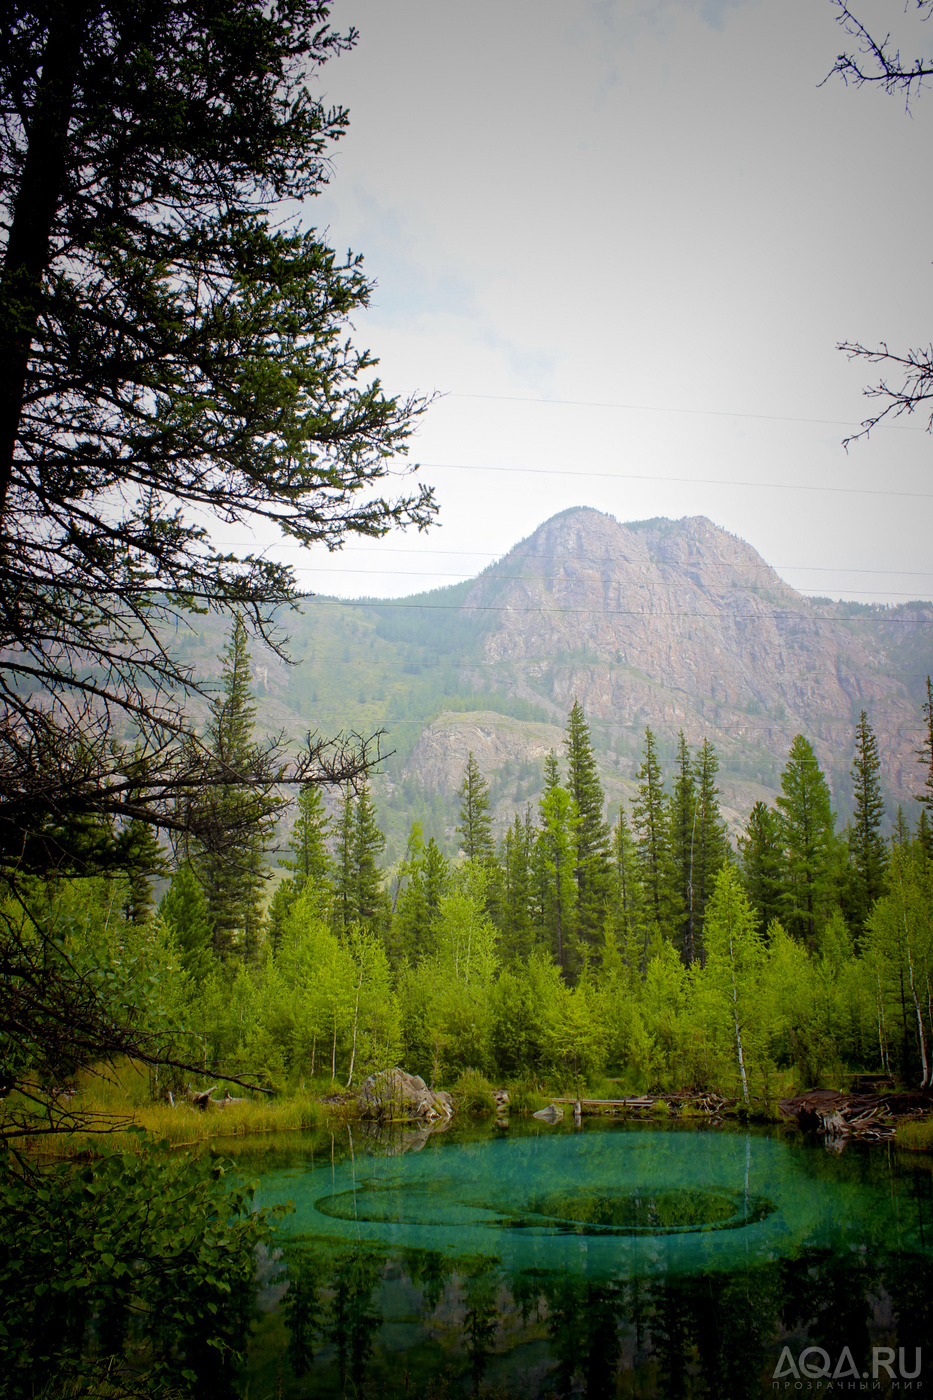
{"left": 246, "top": 1122, "right": 933, "bottom": 1398}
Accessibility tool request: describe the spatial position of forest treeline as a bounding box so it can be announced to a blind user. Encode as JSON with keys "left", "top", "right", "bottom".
{"left": 35, "top": 620, "right": 933, "bottom": 1108}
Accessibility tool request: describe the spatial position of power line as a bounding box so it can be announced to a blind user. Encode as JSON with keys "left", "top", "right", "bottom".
{"left": 449, "top": 390, "right": 928, "bottom": 431}
{"left": 416, "top": 459, "right": 933, "bottom": 501}
{"left": 282, "top": 567, "right": 930, "bottom": 597}
{"left": 319, "top": 597, "right": 931, "bottom": 624}
{"left": 216, "top": 539, "right": 933, "bottom": 577}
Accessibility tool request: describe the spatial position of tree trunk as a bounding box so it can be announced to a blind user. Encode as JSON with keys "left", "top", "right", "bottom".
{"left": 729, "top": 932, "right": 749, "bottom": 1106}
{"left": 0, "top": 7, "right": 85, "bottom": 518}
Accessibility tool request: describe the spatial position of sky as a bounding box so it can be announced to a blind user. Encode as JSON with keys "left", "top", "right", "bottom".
{"left": 239, "top": 0, "right": 933, "bottom": 605}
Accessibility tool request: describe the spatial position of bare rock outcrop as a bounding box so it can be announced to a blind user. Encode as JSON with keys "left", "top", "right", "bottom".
{"left": 357, "top": 1067, "right": 454, "bottom": 1123}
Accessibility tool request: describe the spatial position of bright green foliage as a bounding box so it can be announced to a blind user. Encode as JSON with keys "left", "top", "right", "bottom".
{"left": 534, "top": 762, "right": 579, "bottom": 973}
{"left": 697, "top": 866, "right": 767, "bottom": 1104}
{"left": 632, "top": 727, "right": 676, "bottom": 933}
{"left": 0, "top": 1143, "right": 275, "bottom": 1398}
{"left": 864, "top": 842, "right": 933, "bottom": 1088}
{"left": 641, "top": 940, "right": 689, "bottom": 1087}
{"left": 545, "top": 968, "right": 611, "bottom": 1078}
{"left": 192, "top": 616, "right": 274, "bottom": 963}
{"left": 456, "top": 751, "right": 495, "bottom": 864}
{"left": 847, "top": 711, "right": 889, "bottom": 935}
{"left": 490, "top": 953, "right": 566, "bottom": 1074}
{"left": 775, "top": 735, "right": 840, "bottom": 947}
{"left": 393, "top": 831, "right": 450, "bottom": 963}
{"left": 158, "top": 863, "right": 212, "bottom": 986}
{"left": 400, "top": 867, "right": 500, "bottom": 1081}
{"left": 564, "top": 701, "right": 611, "bottom": 951}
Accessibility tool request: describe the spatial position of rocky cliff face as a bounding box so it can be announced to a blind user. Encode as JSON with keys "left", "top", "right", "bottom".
{"left": 393, "top": 508, "right": 920, "bottom": 828}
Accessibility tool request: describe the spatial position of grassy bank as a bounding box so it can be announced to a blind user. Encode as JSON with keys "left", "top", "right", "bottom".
{"left": 10, "top": 1060, "right": 329, "bottom": 1159}
{"left": 896, "top": 1117, "right": 933, "bottom": 1152}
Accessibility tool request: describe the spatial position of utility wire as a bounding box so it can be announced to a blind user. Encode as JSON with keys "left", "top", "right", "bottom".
{"left": 415, "top": 459, "right": 933, "bottom": 501}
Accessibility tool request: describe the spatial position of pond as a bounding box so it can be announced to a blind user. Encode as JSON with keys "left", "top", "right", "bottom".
{"left": 242, "top": 1118, "right": 933, "bottom": 1398}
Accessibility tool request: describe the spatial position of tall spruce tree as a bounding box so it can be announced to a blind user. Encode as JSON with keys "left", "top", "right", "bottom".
{"left": 693, "top": 739, "right": 728, "bottom": 958}
{"left": 456, "top": 752, "right": 495, "bottom": 864}
{"left": 534, "top": 750, "right": 579, "bottom": 973}
{"left": 394, "top": 832, "right": 450, "bottom": 963}
{"left": 609, "top": 806, "right": 647, "bottom": 982}
{"left": 632, "top": 727, "right": 675, "bottom": 934}
{"left": 333, "top": 781, "right": 387, "bottom": 934}
{"left": 500, "top": 808, "right": 535, "bottom": 962}
{"left": 848, "top": 711, "right": 889, "bottom": 935}
{"left": 669, "top": 732, "right": 698, "bottom": 964}
{"left": 159, "top": 863, "right": 213, "bottom": 985}
{"left": 739, "top": 801, "right": 784, "bottom": 935}
{"left": 775, "top": 735, "right": 839, "bottom": 948}
{"left": 564, "top": 701, "right": 611, "bottom": 952}
{"left": 0, "top": 0, "right": 437, "bottom": 866}
{"left": 354, "top": 781, "right": 388, "bottom": 931}
{"left": 282, "top": 784, "right": 333, "bottom": 900}
{"left": 192, "top": 615, "right": 273, "bottom": 963}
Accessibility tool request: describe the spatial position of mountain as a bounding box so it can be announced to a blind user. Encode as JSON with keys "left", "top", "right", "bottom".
{"left": 190, "top": 508, "right": 933, "bottom": 860}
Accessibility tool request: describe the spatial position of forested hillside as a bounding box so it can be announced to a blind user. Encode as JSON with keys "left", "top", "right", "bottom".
{"left": 178, "top": 507, "right": 933, "bottom": 861}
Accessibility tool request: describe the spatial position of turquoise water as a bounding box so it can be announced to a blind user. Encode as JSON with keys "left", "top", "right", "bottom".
{"left": 245, "top": 1120, "right": 933, "bottom": 1398}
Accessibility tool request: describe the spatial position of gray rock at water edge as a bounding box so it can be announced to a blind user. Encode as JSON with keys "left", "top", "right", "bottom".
{"left": 533, "top": 1103, "right": 564, "bottom": 1124}
{"left": 356, "top": 1067, "right": 454, "bottom": 1124}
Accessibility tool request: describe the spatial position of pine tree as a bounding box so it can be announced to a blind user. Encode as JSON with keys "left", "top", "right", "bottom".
{"left": 456, "top": 752, "right": 495, "bottom": 864}
{"left": 193, "top": 615, "right": 273, "bottom": 962}
{"left": 609, "top": 806, "right": 647, "bottom": 983}
{"left": 632, "top": 727, "right": 674, "bottom": 933}
{"left": 848, "top": 711, "right": 889, "bottom": 934}
{"left": 394, "top": 833, "right": 450, "bottom": 963}
{"left": 693, "top": 739, "right": 728, "bottom": 957}
{"left": 534, "top": 753, "right": 579, "bottom": 973}
{"left": 500, "top": 808, "right": 535, "bottom": 962}
{"left": 332, "top": 781, "right": 387, "bottom": 934}
{"left": 739, "top": 802, "right": 784, "bottom": 935}
{"left": 354, "top": 780, "right": 388, "bottom": 932}
{"left": 775, "top": 735, "right": 839, "bottom": 947}
{"left": 333, "top": 787, "right": 356, "bottom": 933}
{"left": 282, "top": 784, "right": 333, "bottom": 901}
{"left": 564, "top": 700, "right": 611, "bottom": 952}
{"left": 116, "top": 817, "right": 169, "bottom": 925}
{"left": 669, "top": 732, "right": 698, "bottom": 964}
{"left": 159, "top": 863, "right": 213, "bottom": 985}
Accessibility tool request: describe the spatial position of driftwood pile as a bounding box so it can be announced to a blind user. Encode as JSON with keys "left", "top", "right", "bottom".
{"left": 184, "top": 1086, "right": 247, "bottom": 1111}
{"left": 553, "top": 1092, "right": 730, "bottom": 1119}
{"left": 779, "top": 1087, "right": 933, "bottom": 1144}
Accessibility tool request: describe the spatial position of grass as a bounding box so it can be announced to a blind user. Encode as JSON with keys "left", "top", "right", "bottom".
{"left": 452, "top": 1068, "right": 497, "bottom": 1114}
{"left": 504, "top": 1078, "right": 549, "bottom": 1113}
{"left": 12, "top": 1059, "right": 326, "bottom": 1159}
{"left": 896, "top": 1116, "right": 933, "bottom": 1152}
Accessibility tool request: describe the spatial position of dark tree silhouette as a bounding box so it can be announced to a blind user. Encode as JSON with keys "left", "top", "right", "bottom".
{"left": 0, "top": 0, "right": 436, "bottom": 870}
{"left": 826, "top": 1, "right": 933, "bottom": 442}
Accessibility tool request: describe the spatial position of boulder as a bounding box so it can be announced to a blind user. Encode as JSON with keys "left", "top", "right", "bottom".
{"left": 357, "top": 1067, "right": 454, "bottom": 1123}
{"left": 533, "top": 1103, "right": 564, "bottom": 1124}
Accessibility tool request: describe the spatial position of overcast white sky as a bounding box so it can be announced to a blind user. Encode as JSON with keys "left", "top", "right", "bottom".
{"left": 245, "top": 0, "right": 933, "bottom": 604}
